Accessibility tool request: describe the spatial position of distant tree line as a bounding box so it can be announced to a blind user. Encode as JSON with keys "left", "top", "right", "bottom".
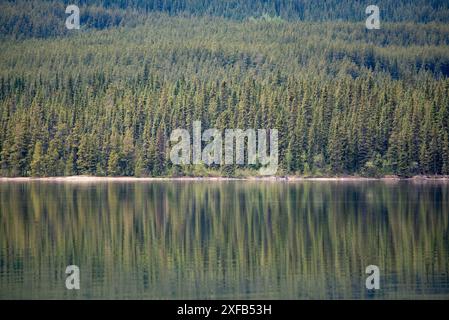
{"left": 2, "top": 0, "right": 449, "bottom": 38}
{"left": 1, "top": 14, "right": 448, "bottom": 177}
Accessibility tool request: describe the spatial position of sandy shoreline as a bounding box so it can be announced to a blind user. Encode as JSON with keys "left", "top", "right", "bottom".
{"left": 0, "top": 175, "right": 448, "bottom": 183}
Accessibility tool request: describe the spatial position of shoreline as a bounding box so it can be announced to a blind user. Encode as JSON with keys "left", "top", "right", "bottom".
{"left": 1, "top": 175, "right": 448, "bottom": 183}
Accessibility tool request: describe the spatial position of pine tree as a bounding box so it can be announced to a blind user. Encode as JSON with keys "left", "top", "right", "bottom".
{"left": 30, "top": 141, "right": 44, "bottom": 177}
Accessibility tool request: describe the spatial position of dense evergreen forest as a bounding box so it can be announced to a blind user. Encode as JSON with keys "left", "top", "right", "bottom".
{"left": 0, "top": 1, "right": 449, "bottom": 177}
{"left": 2, "top": 0, "right": 449, "bottom": 38}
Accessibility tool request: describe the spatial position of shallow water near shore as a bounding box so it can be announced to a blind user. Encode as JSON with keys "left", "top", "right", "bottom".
{"left": 0, "top": 181, "right": 448, "bottom": 299}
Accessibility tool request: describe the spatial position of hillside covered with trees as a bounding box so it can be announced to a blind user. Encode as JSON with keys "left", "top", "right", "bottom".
{"left": 2, "top": 0, "right": 449, "bottom": 39}
{"left": 0, "top": 1, "right": 448, "bottom": 177}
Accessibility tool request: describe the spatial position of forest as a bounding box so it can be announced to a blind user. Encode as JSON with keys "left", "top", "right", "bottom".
{"left": 0, "top": 0, "right": 449, "bottom": 177}
{"left": 2, "top": 1, "right": 449, "bottom": 39}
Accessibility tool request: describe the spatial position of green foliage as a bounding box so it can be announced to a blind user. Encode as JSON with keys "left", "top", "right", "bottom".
{"left": 3, "top": 0, "right": 449, "bottom": 40}
{"left": 0, "top": 10, "right": 449, "bottom": 177}
{"left": 30, "top": 141, "right": 44, "bottom": 177}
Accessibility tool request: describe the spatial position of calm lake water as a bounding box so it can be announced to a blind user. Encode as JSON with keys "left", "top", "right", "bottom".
{"left": 0, "top": 181, "right": 448, "bottom": 299}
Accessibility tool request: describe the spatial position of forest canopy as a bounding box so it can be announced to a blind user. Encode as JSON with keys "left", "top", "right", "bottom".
{"left": 0, "top": 1, "right": 448, "bottom": 177}
{"left": 2, "top": 0, "right": 449, "bottom": 38}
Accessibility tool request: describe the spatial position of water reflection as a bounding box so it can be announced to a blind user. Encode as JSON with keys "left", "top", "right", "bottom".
{"left": 0, "top": 181, "right": 448, "bottom": 299}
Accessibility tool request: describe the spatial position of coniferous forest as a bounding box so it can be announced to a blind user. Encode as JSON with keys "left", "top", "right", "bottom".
{"left": 1, "top": 0, "right": 449, "bottom": 177}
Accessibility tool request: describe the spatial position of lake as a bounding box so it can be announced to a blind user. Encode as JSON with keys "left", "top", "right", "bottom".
{"left": 0, "top": 181, "right": 448, "bottom": 299}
